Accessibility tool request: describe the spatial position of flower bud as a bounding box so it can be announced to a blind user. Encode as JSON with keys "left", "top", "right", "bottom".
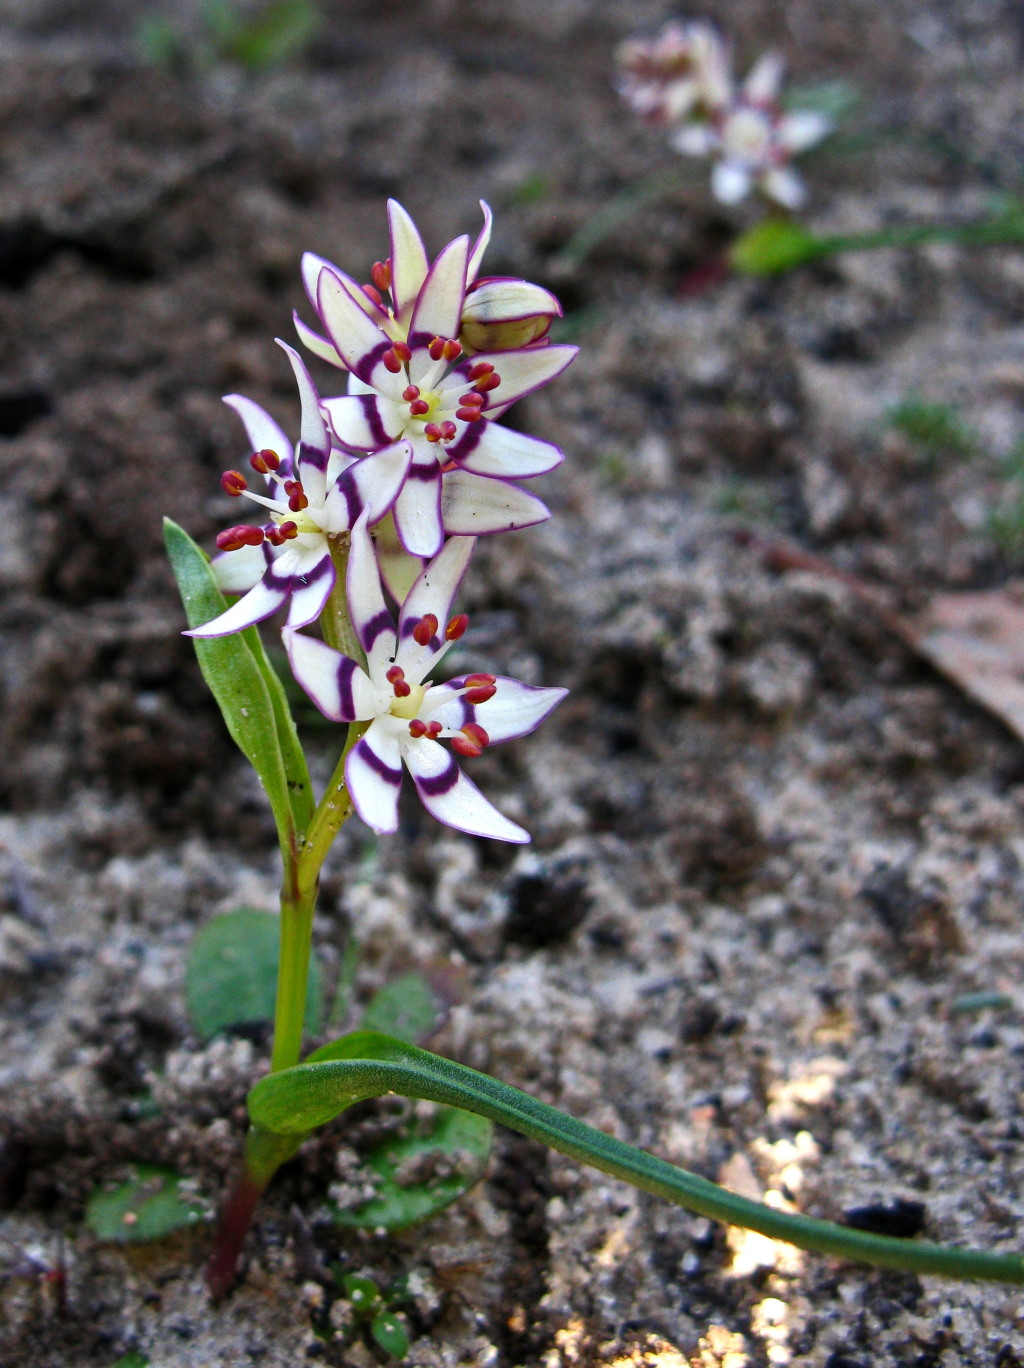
{"left": 459, "top": 277, "right": 561, "bottom": 353}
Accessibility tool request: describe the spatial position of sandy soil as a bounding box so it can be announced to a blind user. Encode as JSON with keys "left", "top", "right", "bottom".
{"left": 4, "top": 1, "right": 1024, "bottom": 1364}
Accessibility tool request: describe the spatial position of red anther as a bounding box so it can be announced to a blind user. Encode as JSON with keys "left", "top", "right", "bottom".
{"left": 456, "top": 407, "right": 484, "bottom": 423}
{"left": 442, "top": 339, "right": 462, "bottom": 361}
{"left": 424, "top": 423, "right": 443, "bottom": 443}
{"left": 402, "top": 384, "right": 421, "bottom": 402}
{"left": 216, "top": 524, "right": 265, "bottom": 551}
{"left": 445, "top": 613, "right": 469, "bottom": 640}
{"left": 282, "top": 479, "right": 308, "bottom": 512}
{"left": 428, "top": 337, "right": 445, "bottom": 361}
{"left": 250, "top": 448, "right": 281, "bottom": 473}
{"left": 278, "top": 520, "right": 298, "bottom": 540}
{"left": 265, "top": 525, "right": 284, "bottom": 545}
{"left": 220, "top": 470, "right": 248, "bottom": 496}
{"left": 473, "top": 371, "right": 501, "bottom": 393}
{"left": 371, "top": 260, "right": 391, "bottom": 293}
{"left": 382, "top": 349, "right": 401, "bottom": 373}
{"left": 393, "top": 341, "right": 412, "bottom": 363}
{"left": 425, "top": 720, "right": 443, "bottom": 740}
{"left": 452, "top": 735, "right": 480, "bottom": 758}
{"left": 464, "top": 683, "right": 497, "bottom": 704}
{"left": 409, "top": 399, "right": 430, "bottom": 416}
{"left": 363, "top": 284, "right": 383, "bottom": 306}
{"left": 463, "top": 722, "right": 489, "bottom": 748}
{"left": 458, "top": 391, "right": 485, "bottom": 406}
{"left": 439, "top": 421, "right": 457, "bottom": 441}
{"left": 468, "top": 361, "right": 495, "bottom": 380}
{"left": 465, "top": 673, "right": 496, "bottom": 687}
{"left": 386, "top": 665, "right": 406, "bottom": 684}
{"left": 408, "top": 718, "right": 427, "bottom": 738}
{"left": 452, "top": 721, "right": 489, "bottom": 756}
{"left": 412, "top": 613, "right": 439, "bottom": 646}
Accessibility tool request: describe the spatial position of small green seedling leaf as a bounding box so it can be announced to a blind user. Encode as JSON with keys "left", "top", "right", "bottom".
{"left": 86, "top": 1166, "right": 204, "bottom": 1244}
{"left": 730, "top": 219, "right": 825, "bottom": 276}
{"left": 111, "top": 1353, "right": 150, "bottom": 1368}
{"left": 186, "top": 908, "right": 322, "bottom": 1041}
{"left": 371, "top": 1311, "right": 410, "bottom": 1359}
{"left": 361, "top": 973, "right": 438, "bottom": 1045}
{"left": 342, "top": 1272, "right": 382, "bottom": 1314}
{"left": 222, "top": 0, "right": 320, "bottom": 69}
{"left": 336, "top": 1105, "right": 492, "bottom": 1231}
{"left": 164, "top": 518, "right": 311, "bottom": 846}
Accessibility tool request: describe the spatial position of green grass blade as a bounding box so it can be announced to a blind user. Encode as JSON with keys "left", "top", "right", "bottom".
{"left": 249, "top": 1031, "right": 1024, "bottom": 1286}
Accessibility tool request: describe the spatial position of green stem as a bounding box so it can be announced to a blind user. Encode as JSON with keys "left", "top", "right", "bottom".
{"left": 250, "top": 1032, "right": 1024, "bottom": 1287}
{"left": 552, "top": 167, "right": 701, "bottom": 270}
{"left": 269, "top": 847, "right": 318, "bottom": 1074}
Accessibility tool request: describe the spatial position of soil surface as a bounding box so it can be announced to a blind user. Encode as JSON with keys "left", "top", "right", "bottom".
{"left": 4, "top": 1, "right": 1024, "bottom": 1365}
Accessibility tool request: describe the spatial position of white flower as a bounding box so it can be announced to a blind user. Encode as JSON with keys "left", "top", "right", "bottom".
{"left": 616, "top": 21, "right": 731, "bottom": 126}
{"left": 187, "top": 343, "right": 411, "bottom": 639}
{"left": 283, "top": 515, "right": 566, "bottom": 843}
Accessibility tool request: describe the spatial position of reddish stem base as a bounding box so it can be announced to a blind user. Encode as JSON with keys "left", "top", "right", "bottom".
{"left": 205, "top": 1169, "right": 267, "bottom": 1300}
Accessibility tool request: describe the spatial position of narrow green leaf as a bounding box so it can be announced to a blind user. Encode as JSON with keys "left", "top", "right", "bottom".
{"left": 361, "top": 973, "right": 438, "bottom": 1045}
{"left": 185, "top": 908, "right": 322, "bottom": 1041}
{"left": 223, "top": 0, "right": 319, "bottom": 69}
{"left": 241, "top": 623, "right": 315, "bottom": 832}
{"left": 371, "top": 1311, "right": 410, "bottom": 1359}
{"left": 335, "top": 1105, "right": 491, "bottom": 1231}
{"left": 248, "top": 1031, "right": 1024, "bottom": 1286}
{"left": 163, "top": 517, "right": 299, "bottom": 849}
{"left": 86, "top": 1165, "right": 205, "bottom": 1244}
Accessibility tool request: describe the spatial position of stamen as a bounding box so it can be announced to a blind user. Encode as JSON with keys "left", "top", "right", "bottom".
{"left": 408, "top": 718, "right": 427, "bottom": 738}
{"left": 464, "top": 672, "right": 497, "bottom": 704}
{"left": 456, "top": 406, "right": 484, "bottom": 423}
{"left": 412, "top": 613, "right": 439, "bottom": 646}
{"left": 371, "top": 260, "right": 391, "bottom": 293}
{"left": 283, "top": 479, "right": 308, "bottom": 512}
{"left": 363, "top": 284, "right": 383, "bottom": 306}
{"left": 409, "top": 400, "right": 430, "bottom": 416}
{"left": 468, "top": 361, "right": 495, "bottom": 380}
{"left": 393, "top": 342, "right": 412, "bottom": 363}
{"left": 445, "top": 613, "right": 469, "bottom": 640}
{"left": 216, "top": 524, "right": 265, "bottom": 551}
{"left": 386, "top": 665, "right": 411, "bottom": 698}
{"left": 402, "top": 384, "right": 421, "bottom": 402}
{"left": 428, "top": 337, "right": 445, "bottom": 361}
{"left": 442, "top": 339, "right": 462, "bottom": 361}
{"left": 424, "top": 423, "right": 443, "bottom": 443}
{"left": 382, "top": 349, "right": 401, "bottom": 373}
{"left": 426, "top": 720, "right": 443, "bottom": 740}
{"left": 221, "top": 470, "right": 248, "bottom": 496}
{"left": 452, "top": 722, "right": 489, "bottom": 758}
{"left": 458, "top": 392, "right": 484, "bottom": 407}
{"left": 439, "top": 421, "right": 457, "bottom": 441}
{"left": 250, "top": 448, "right": 281, "bottom": 474}
{"left": 265, "top": 521, "right": 298, "bottom": 545}
{"left": 473, "top": 371, "right": 501, "bottom": 393}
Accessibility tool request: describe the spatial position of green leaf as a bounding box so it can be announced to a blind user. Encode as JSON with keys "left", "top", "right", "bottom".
{"left": 730, "top": 219, "right": 826, "bottom": 276}
{"left": 341, "top": 1272, "right": 382, "bottom": 1315}
{"left": 185, "top": 908, "right": 322, "bottom": 1041}
{"left": 163, "top": 518, "right": 307, "bottom": 849}
{"left": 111, "top": 1353, "right": 150, "bottom": 1368}
{"left": 336, "top": 1105, "right": 491, "bottom": 1231}
{"left": 86, "top": 1165, "right": 204, "bottom": 1244}
{"left": 222, "top": 0, "right": 319, "bottom": 69}
{"left": 371, "top": 1311, "right": 410, "bottom": 1359}
{"left": 243, "top": 624, "right": 315, "bottom": 832}
{"left": 361, "top": 973, "right": 438, "bottom": 1045}
{"left": 248, "top": 1031, "right": 1024, "bottom": 1286}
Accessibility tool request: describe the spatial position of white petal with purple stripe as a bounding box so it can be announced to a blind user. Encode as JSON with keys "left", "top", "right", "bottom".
{"left": 346, "top": 720, "right": 404, "bottom": 833}
{"left": 403, "top": 738, "right": 528, "bottom": 843}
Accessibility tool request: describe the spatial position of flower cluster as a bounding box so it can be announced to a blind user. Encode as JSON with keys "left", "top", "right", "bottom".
{"left": 189, "top": 202, "right": 570, "bottom": 842}
{"left": 616, "top": 22, "right": 832, "bottom": 209}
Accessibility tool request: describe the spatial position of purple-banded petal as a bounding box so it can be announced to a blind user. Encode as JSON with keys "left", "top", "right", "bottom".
{"left": 346, "top": 721, "right": 404, "bottom": 834}
{"left": 321, "top": 394, "right": 403, "bottom": 452}
{"left": 743, "top": 51, "right": 784, "bottom": 105}
{"left": 318, "top": 269, "right": 403, "bottom": 399}
{"left": 776, "top": 110, "right": 832, "bottom": 153}
{"left": 374, "top": 512, "right": 426, "bottom": 603}
{"left": 294, "top": 312, "right": 347, "bottom": 370}
{"left": 211, "top": 541, "right": 270, "bottom": 594}
{"left": 403, "top": 738, "right": 529, "bottom": 843}
{"left": 460, "top": 277, "right": 562, "bottom": 329}
{"left": 283, "top": 628, "right": 377, "bottom": 722}
{"left": 447, "top": 421, "right": 563, "bottom": 479}
{"left": 670, "top": 123, "right": 720, "bottom": 157}
{"left": 397, "top": 533, "right": 475, "bottom": 679}
{"left": 392, "top": 459, "right": 445, "bottom": 557}
{"left": 448, "top": 343, "right": 577, "bottom": 415}
{"left": 184, "top": 572, "right": 289, "bottom": 638}
{"left": 407, "top": 235, "right": 469, "bottom": 358}
{"left": 427, "top": 677, "right": 568, "bottom": 744}
{"left": 321, "top": 439, "right": 412, "bottom": 533}
{"left": 441, "top": 469, "right": 550, "bottom": 536}
{"left": 388, "top": 200, "right": 430, "bottom": 322}
{"left": 347, "top": 513, "right": 398, "bottom": 674}
{"left": 223, "top": 394, "right": 293, "bottom": 472}
{"left": 278, "top": 341, "right": 331, "bottom": 503}
{"left": 301, "top": 251, "right": 337, "bottom": 309}
{"left": 284, "top": 548, "right": 336, "bottom": 628}
{"left": 761, "top": 165, "right": 807, "bottom": 210}
{"left": 711, "top": 160, "right": 753, "bottom": 205}
{"left": 467, "top": 200, "right": 493, "bottom": 283}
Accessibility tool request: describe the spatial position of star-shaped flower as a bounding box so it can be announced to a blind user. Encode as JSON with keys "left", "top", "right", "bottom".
{"left": 671, "top": 53, "right": 832, "bottom": 209}
{"left": 187, "top": 343, "right": 411, "bottom": 639}
{"left": 283, "top": 515, "right": 566, "bottom": 843}
{"left": 294, "top": 201, "right": 577, "bottom": 563}
{"left": 616, "top": 20, "right": 731, "bottom": 127}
